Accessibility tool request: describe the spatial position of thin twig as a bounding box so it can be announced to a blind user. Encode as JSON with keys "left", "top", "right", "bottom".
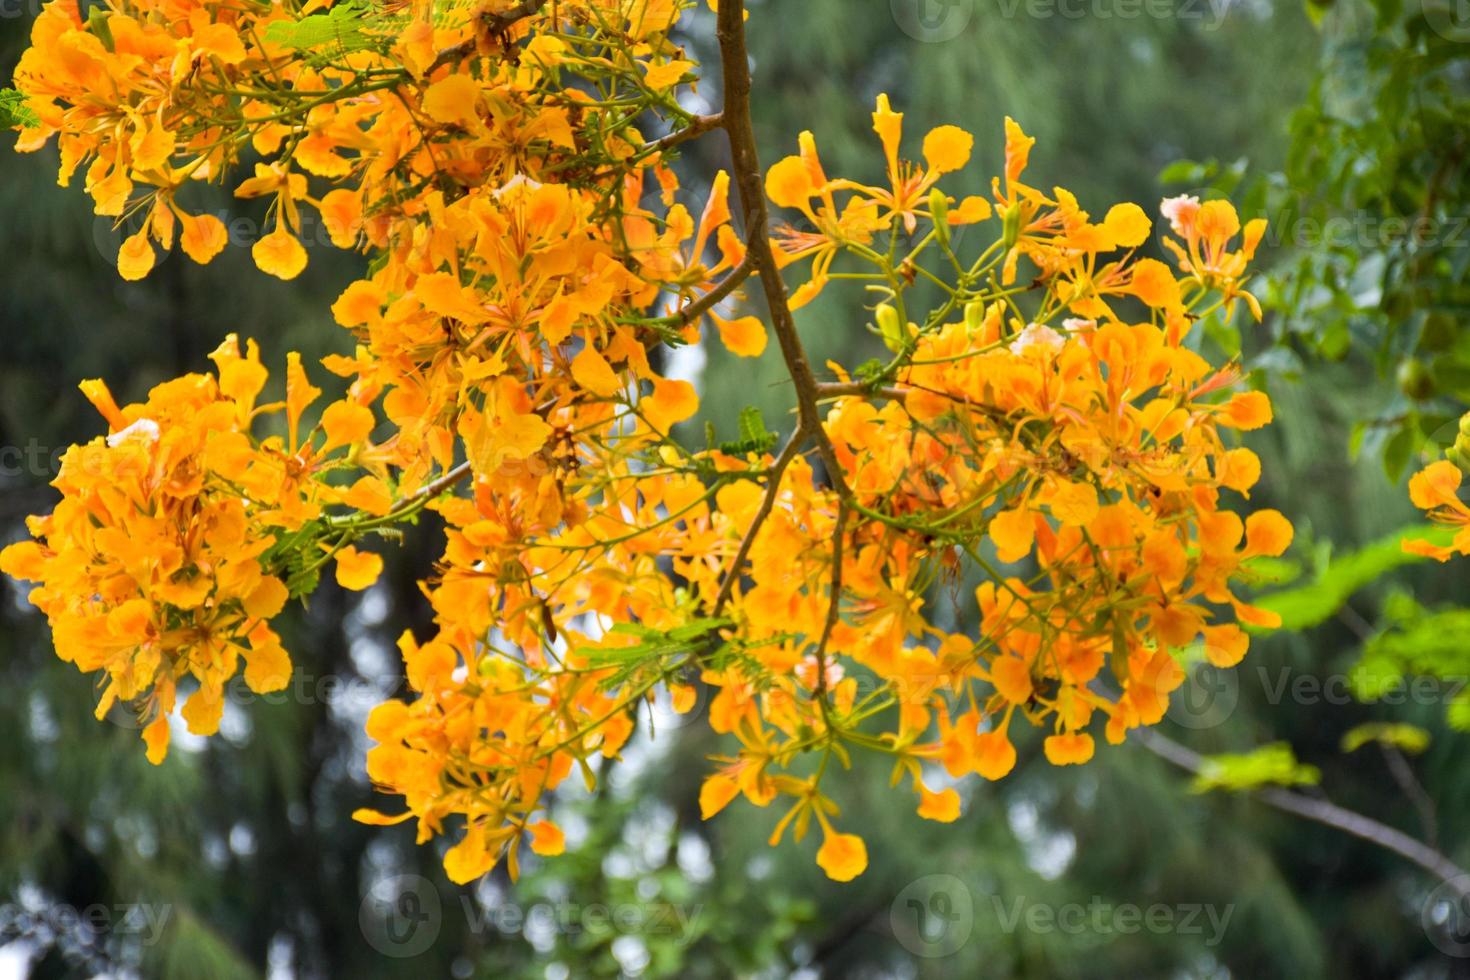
{"left": 1381, "top": 743, "right": 1439, "bottom": 849}
{"left": 327, "top": 460, "right": 473, "bottom": 528}
{"left": 671, "top": 253, "right": 754, "bottom": 327}
{"left": 711, "top": 423, "right": 807, "bottom": 616}
{"left": 815, "top": 381, "right": 907, "bottom": 401}
{"left": 813, "top": 501, "right": 847, "bottom": 700}
{"left": 644, "top": 112, "right": 724, "bottom": 155}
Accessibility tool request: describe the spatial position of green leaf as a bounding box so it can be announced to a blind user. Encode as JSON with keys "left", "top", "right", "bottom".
{"left": 263, "top": 1, "right": 385, "bottom": 59}
{"left": 1253, "top": 523, "right": 1456, "bottom": 631}
{"left": 1191, "top": 743, "right": 1321, "bottom": 794}
{"left": 1157, "top": 158, "right": 1216, "bottom": 185}
{"left": 1340, "top": 721, "right": 1430, "bottom": 754}
{"left": 1349, "top": 597, "right": 1470, "bottom": 727}
{"left": 579, "top": 617, "right": 730, "bottom": 666}
{"left": 0, "top": 89, "right": 39, "bottom": 129}
{"left": 718, "top": 405, "right": 777, "bottom": 455}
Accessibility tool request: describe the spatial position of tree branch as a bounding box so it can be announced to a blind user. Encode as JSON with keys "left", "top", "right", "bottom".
{"left": 1134, "top": 727, "right": 1470, "bottom": 899}
{"left": 644, "top": 112, "right": 725, "bottom": 155}
{"left": 670, "top": 253, "right": 753, "bottom": 328}
{"left": 714, "top": 0, "right": 851, "bottom": 500}
{"left": 428, "top": 0, "right": 550, "bottom": 73}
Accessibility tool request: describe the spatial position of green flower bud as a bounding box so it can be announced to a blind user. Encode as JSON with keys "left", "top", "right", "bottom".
{"left": 1446, "top": 444, "right": 1470, "bottom": 476}
{"left": 876, "top": 303, "right": 905, "bottom": 353}
{"left": 964, "top": 301, "right": 985, "bottom": 335}
{"left": 1002, "top": 201, "right": 1023, "bottom": 250}
{"left": 929, "top": 188, "right": 950, "bottom": 245}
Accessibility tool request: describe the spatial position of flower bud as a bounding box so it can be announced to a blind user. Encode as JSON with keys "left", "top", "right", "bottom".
{"left": 1446, "top": 443, "right": 1470, "bottom": 476}
{"left": 964, "top": 301, "right": 985, "bottom": 335}
{"left": 1002, "top": 201, "right": 1024, "bottom": 250}
{"left": 876, "top": 303, "right": 905, "bottom": 353}
{"left": 929, "top": 188, "right": 950, "bottom": 244}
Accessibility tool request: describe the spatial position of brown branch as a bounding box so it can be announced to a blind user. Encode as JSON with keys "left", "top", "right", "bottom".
{"left": 428, "top": 0, "right": 550, "bottom": 74}
{"left": 815, "top": 381, "right": 907, "bottom": 401}
{"left": 1134, "top": 727, "right": 1470, "bottom": 899}
{"left": 671, "top": 253, "right": 753, "bottom": 328}
{"left": 711, "top": 422, "right": 807, "bottom": 616}
{"left": 714, "top": 0, "right": 850, "bottom": 501}
{"left": 644, "top": 112, "right": 725, "bottom": 155}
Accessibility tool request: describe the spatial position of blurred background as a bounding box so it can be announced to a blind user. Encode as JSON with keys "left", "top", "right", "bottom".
{"left": 3, "top": 0, "right": 1470, "bottom": 976}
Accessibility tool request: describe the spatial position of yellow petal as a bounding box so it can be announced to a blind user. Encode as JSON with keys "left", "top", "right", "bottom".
{"left": 352, "top": 808, "right": 414, "bottom": 826}
{"left": 243, "top": 634, "right": 292, "bottom": 693}
{"left": 180, "top": 212, "right": 229, "bottom": 264}
{"left": 444, "top": 827, "right": 495, "bottom": 884}
{"left": 252, "top": 227, "right": 307, "bottom": 280}
{"left": 142, "top": 715, "right": 170, "bottom": 766}
{"left": 243, "top": 576, "right": 289, "bottom": 620}
{"left": 699, "top": 774, "right": 740, "bottom": 819}
{"left": 117, "top": 229, "right": 155, "bottom": 281}
{"left": 334, "top": 545, "right": 383, "bottom": 591}
{"left": 571, "top": 346, "right": 622, "bottom": 397}
{"left": 1244, "top": 509, "right": 1293, "bottom": 557}
{"left": 422, "top": 73, "right": 481, "bottom": 127}
{"left": 527, "top": 820, "right": 566, "bottom": 856}
{"left": 922, "top": 125, "right": 973, "bottom": 174}
{"left": 321, "top": 400, "right": 375, "bottom": 450}
{"left": 765, "top": 156, "right": 813, "bottom": 209}
{"left": 917, "top": 785, "right": 961, "bottom": 822}
{"left": 816, "top": 831, "right": 868, "bottom": 882}
{"left": 644, "top": 378, "right": 699, "bottom": 431}
{"left": 715, "top": 314, "right": 768, "bottom": 357}
{"left": 342, "top": 475, "right": 395, "bottom": 516}
{"left": 182, "top": 684, "right": 223, "bottom": 736}
{"left": 1043, "top": 733, "right": 1094, "bottom": 766}
{"left": 989, "top": 506, "right": 1034, "bottom": 563}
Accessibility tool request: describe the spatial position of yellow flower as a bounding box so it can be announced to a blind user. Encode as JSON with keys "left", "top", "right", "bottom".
{"left": 816, "top": 830, "right": 868, "bottom": 882}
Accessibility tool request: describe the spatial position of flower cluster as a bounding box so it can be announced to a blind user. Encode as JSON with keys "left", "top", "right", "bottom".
{"left": 5, "top": 0, "right": 1289, "bottom": 884}
{"left": 0, "top": 336, "right": 372, "bottom": 761}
